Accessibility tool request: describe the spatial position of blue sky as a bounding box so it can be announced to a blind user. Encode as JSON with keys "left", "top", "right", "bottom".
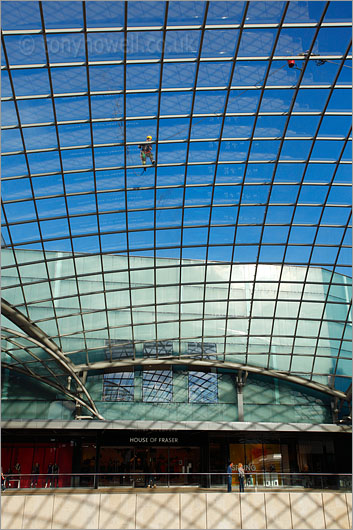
{"left": 1, "top": 1, "right": 352, "bottom": 275}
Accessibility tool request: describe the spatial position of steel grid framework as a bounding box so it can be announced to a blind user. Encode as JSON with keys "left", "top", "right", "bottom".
{"left": 1, "top": 1, "right": 352, "bottom": 419}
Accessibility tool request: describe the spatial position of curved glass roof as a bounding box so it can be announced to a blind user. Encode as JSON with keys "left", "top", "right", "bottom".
{"left": 1, "top": 1, "right": 352, "bottom": 417}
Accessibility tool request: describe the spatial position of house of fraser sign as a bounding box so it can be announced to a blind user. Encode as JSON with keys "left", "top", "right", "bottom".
{"left": 129, "top": 436, "right": 179, "bottom": 444}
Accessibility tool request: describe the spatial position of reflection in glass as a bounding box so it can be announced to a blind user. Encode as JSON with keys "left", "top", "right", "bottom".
{"left": 143, "top": 370, "right": 172, "bottom": 402}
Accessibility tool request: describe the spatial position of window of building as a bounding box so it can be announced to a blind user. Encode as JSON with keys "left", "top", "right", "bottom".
{"left": 102, "top": 372, "right": 134, "bottom": 401}
{"left": 105, "top": 340, "right": 134, "bottom": 360}
{"left": 142, "top": 370, "right": 172, "bottom": 402}
{"left": 189, "top": 371, "right": 218, "bottom": 403}
{"left": 187, "top": 342, "right": 217, "bottom": 359}
{"left": 187, "top": 342, "right": 218, "bottom": 403}
{"left": 143, "top": 341, "right": 173, "bottom": 358}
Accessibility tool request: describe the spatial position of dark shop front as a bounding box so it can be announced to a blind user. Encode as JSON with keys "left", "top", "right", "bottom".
{"left": 1, "top": 429, "right": 350, "bottom": 489}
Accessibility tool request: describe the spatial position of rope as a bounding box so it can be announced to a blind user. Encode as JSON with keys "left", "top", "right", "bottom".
{"left": 113, "top": 102, "right": 144, "bottom": 180}
{"left": 111, "top": 56, "right": 349, "bottom": 176}
{"left": 317, "top": 59, "right": 352, "bottom": 69}
{"left": 161, "top": 63, "right": 288, "bottom": 142}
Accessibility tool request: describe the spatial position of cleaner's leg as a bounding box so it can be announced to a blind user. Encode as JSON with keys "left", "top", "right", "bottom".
{"left": 147, "top": 152, "right": 155, "bottom": 165}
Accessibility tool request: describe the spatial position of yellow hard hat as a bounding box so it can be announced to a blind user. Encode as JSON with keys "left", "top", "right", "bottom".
{"left": 146, "top": 135, "right": 152, "bottom": 140}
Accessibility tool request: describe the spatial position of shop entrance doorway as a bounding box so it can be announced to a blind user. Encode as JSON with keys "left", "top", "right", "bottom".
{"left": 98, "top": 446, "right": 200, "bottom": 487}
{"left": 99, "top": 446, "right": 134, "bottom": 487}
{"left": 169, "top": 447, "right": 200, "bottom": 485}
{"left": 229, "top": 442, "right": 289, "bottom": 488}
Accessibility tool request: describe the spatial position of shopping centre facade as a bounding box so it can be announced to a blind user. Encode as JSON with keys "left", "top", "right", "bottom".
{"left": 2, "top": 250, "right": 351, "bottom": 488}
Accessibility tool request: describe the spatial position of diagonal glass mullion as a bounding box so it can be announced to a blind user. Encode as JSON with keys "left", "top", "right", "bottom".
{"left": 274, "top": 83, "right": 351, "bottom": 373}
{"left": 2, "top": 20, "right": 350, "bottom": 36}
{"left": 248, "top": 2, "right": 330, "bottom": 369}
{"left": 1, "top": 178, "right": 350, "bottom": 218}
{"left": 332, "top": 299, "right": 352, "bottom": 392}
{"left": 122, "top": 2, "right": 136, "bottom": 360}
{"left": 1, "top": 124, "right": 351, "bottom": 160}
{"left": 3, "top": 271, "right": 347, "bottom": 309}
{"left": 38, "top": 3, "right": 89, "bottom": 360}
{"left": 221, "top": 1, "right": 289, "bottom": 364}
{"left": 270, "top": 41, "right": 352, "bottom": 373}
{"left": 309, "top": 254, "right": 351, "bottom": 388}
{"left": 82, "top": 1, "right": 112, "bottom": 364}
{"left": 1, "top": 34, "right": 62, "bottom": 344}
{"left": 3, "top": 106, "right": 351, "bottom": 135}
{"left": 177, "top": 1, "right": 210, "bottom": 360}
{"left": 3, "top": 177, "right": 348, "bottom": 195}
{"left": 239, "top": 5, "right": 292, "bottom": 369}
{"left": 307, "top": 206, "right": 352, "bottom": 386}
{"left": 289, "top": 225, "right": 347, "bottom": 382}
{"left": 1, "top": 160, "right": 351, "bottom": 202}
{"left": 4, "top": 80, "right": 350, "bottom": 106}
{"left": 2, "top": 217, "right": 350, "bottom": 253}
{"left": 1, "top": 43, "right": 350, "bottom": 66}
{"left": 153, "top": 1, "right": 168, "bottom": 359}
{"left": 287, "top": 123, "right": 352, "bottom": 375}
{"left": 1, "top": 202, "right": 28, "bottom": 298}
{"left": 199, "top": 2, "right": 250, "bottom": 362}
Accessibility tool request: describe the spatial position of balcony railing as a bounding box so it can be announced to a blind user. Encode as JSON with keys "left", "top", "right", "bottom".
{"left": 2, "top": 472, "right": 352, "bottom": 492}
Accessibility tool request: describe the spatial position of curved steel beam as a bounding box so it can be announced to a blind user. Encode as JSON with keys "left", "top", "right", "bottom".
{"left": 2, "top": 361, "right": 100, "bottom": 419}
{"left": 1, "top": 301, "right": 104, "bottom": 420}
{"left": 1, "top": 333, "right": 59, "bottom": 379}
{"left": 74, "top": 357, "right": 350, "bottom": 401}
{"left": 2, "top": 298, "right": 76, "bottom": 366}
{"left": 2, "top": 303, "right": 349, "bottom": 404}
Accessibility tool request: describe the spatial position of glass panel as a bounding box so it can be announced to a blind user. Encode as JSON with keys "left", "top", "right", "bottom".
{"left": 189, "top": 371, "right": 218, "bottom": 403}
{"left": 142, "top": 370, "right": 172, "bottom": 402}
{"left": 102, "top": 372, "right": 134, "bottom": 402}
{"left": 245, "top": 444, "right": 264, "bottom": 487}
{"left": 263, "top": 444, "right": 282, "bottom": 486}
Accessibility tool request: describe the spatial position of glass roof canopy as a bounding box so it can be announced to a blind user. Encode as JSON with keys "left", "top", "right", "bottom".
{"left": 1, "top": 1, "right": 352, "bottom": 419}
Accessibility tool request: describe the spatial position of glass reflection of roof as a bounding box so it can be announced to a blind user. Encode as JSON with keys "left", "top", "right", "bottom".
{"left": 1, "top": 2, "right": 352, "bottom": 397}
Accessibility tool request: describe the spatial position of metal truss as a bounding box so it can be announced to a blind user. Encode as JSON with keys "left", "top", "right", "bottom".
{"left": 2, "top": 298, "right": 104, "bottom": 419}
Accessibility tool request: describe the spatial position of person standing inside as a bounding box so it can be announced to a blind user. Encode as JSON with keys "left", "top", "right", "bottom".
{"left": 6, "top": 466, "right": 12, "bottom": 488}
{"left": 30, "top": 463, "right": 40, "bottom": 488}
{"left": 52, "top": 463, "right": 59, "bottom": 488}
{"left": 45, "top": 463, "right": 53, "bottom": 488}
{"left": 14, "top": 462, "right": 21, "bottom": 488}
{"left": 227, "top": 461, "right": 234, "bottom": 492}
{"left": 238, "top": 463, "right": 245, "bottom": 492}
{"left": 1, "top": 468, "right": 5, "bottom": 491}
{"left": 148, "top": 458, "right": 157, "bottom": 489}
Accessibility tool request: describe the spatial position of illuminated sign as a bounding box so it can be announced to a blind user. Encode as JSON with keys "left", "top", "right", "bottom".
{"left": 129, "top": 437, "right": 179, "bottom": 444}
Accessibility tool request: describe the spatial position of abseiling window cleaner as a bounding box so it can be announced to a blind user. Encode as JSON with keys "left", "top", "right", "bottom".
{"left": 138, "top": 135, "right": 156, "bottom": 171}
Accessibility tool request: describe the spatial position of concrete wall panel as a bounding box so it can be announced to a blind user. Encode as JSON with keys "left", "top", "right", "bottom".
{"left": 1, "top": 495, "right": 25, "bottom": 530}
{"left": 180, "top": 493, "right": 207, "bottom": 529}
{"left": 23, "top": 494, "right": 54, "bottom": 529}
{"left": 98, "top": 493, "right": 136, "bottom": 529}
{"left": 346, "top": 494, "right": 352, "bottom": 528}
{"left": 322, "top": 492, "right": 350, "bottom": 529}
{"left": 264, "top": 492, "right": 292, "bottom": 529}
{"left": 52, "top": 493, "right": 100, "bottom": 529}
{"left": 240, "top": 492, "right": 266, "bottom": 529}
{"left": 136, "top": 493, "right": 180, "bottom": 529}
{"left": 1, "top": 490, "right": 350, "bottom": 530}
{"left": 290, "top": 492, "right": 325, "bottom": 529}
{"left": 206, "top": 492, "right": 241, "bottom": 529}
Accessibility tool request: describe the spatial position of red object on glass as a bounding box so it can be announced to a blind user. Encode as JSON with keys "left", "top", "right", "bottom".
{"left": 287, "top": 59, "right": 296, "bottom": 68}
